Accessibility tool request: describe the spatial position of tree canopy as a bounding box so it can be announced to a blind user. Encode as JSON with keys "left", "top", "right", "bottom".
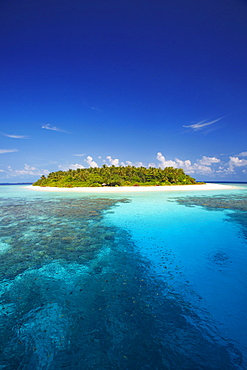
{"left": 32, "top": 166, "right": 204, "bottom": 187}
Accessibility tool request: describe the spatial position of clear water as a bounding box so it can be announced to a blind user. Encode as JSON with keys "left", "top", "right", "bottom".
{"left": 0, "top": 184, "right": 247, "bottom": 369}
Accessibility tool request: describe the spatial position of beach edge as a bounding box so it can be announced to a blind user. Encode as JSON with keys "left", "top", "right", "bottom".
{"left": 24, "top": 183, "right": 240, "bottom": 192}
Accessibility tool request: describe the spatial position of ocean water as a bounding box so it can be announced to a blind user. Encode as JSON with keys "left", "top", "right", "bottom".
{"left": 0, "top": 184, "right": 247, "bottom": 369}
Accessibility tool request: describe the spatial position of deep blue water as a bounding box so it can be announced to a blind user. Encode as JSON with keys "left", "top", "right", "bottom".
{"left": 0, "top": 184, "right": 247, "bottom": 369}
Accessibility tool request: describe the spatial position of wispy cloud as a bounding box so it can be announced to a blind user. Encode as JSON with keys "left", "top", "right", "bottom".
{"left": 238, "top": 151, "right": 247, "bottom": 157}
{"left": 42, "top": 124, "right": 71, "bottom": 133}
{"left": 1, "top": 133, "right": 29, "bottom": 139}
{"left": 0, "top": 149, "right": 18, "bottom": 154}
{"left": 2, "top": 164, "right": 49, "bottom": 177}
{"left": 183, "top": 117, "right": 224, "bottom": 131}
{"left": 90, "top": 106, "right": 101, "bottom": 112}
{"left": 73, "top": 154, "right": 85, "bottom": 157}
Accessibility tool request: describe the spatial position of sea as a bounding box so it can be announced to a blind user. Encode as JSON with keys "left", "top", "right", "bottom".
{"left": 0, "top": 183, "right": 247, "bottom": 369}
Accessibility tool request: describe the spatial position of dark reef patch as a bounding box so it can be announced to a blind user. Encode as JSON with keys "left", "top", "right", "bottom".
{"left": 171, "top": 194, "right": 247, "bottom": 212}
{"left": 0, "top": 197, "right": 129, "bottom": 279}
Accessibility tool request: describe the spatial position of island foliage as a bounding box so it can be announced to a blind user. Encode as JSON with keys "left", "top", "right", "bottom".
{"left": 33, "top": 165, "right": 204, "bottom": 187}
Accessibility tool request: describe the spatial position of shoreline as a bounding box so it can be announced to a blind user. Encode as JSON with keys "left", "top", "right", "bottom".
{"left": 25, "top": 183, "right": 240, "bottom": 193}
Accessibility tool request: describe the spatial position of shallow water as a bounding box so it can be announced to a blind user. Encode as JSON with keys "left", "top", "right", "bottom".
{"left": 0, "top": 184, "right": 247, "bottom": 369}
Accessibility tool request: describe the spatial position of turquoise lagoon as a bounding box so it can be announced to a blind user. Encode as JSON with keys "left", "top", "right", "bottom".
{"left": 0, "top": 184, "right": 247, "bottom": 369}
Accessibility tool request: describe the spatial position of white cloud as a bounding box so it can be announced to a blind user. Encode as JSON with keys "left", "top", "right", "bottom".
{"left": 216, "top": 156, "right": 247, "bottom": 175}
{"left": 119, "top": 160, "right": 145, "bottom": 167}
{"left": 175, "top": 158, "right": 211, "bottom": 175}
{"left": 156, "top": 152, "right": 178, "bottom": 169}
{"left": 3, "top": 164, "right": 49, "bottom": 177}
{"left": 58, "top": 163, "right": 84, "bottom": 171}
{"left": 0, "top": 149, "right": 18, "bottom": 154}
{"left": 135, "top": 161, "right": 144, "bottom": 167}
{"left": 85, "top": 156, "right": 98, "bottom": 168}
{"left": 229, "top": 156, "right": 247, "bottom": 167}
{"left": 1, "top": 133, "right": 29, "bottom": 139}
{"left": 191, "top": 164, "right": 213, "bottom": 174}
{"left": 183, "top": 117, "right": 224, "bottom": 131}
{"left": 238, "top": 151, "right": 247, "bottom": 157}
{"left": 197, "top": 156, "right": 221, "bottom": 166}
{"left": 176, "top": 159, "right": 201, "bottom": 174}
{"left": 16, "top": 164, "right": 49, "bottom": 176}
{"left": 69, "top": 164, "right": 84, "bottom": 170}
{"left": 156, "top": 152, "right": 214, "bottom": 175}
{"left": 42, "top": 124, "right": 70, "bottom": 133}
{"left": 175, "top": 158, "right": 192, "bottom": 168}
{"left": 24, "top": 165, "right": 36, "bottom": 171}
{"left": 216, "top": 166, "right": 235, "bottom": 174}
{"left": 103, "top": 157, "right": 144, "bottom": 168}
{"left": 106, "top": 156, "right": 120, "bottom": 166}
{"left": 73, "top": 154, "right": 85, "bottom": 157}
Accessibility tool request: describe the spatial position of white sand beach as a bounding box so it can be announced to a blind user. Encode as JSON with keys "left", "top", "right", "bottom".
{"left": 26, "top": 183, "right": 240, "bottom": 193}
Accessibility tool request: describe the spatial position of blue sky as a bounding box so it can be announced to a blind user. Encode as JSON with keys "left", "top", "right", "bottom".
{"left": 1, "top": 0, "right": 247, "bottom": 182}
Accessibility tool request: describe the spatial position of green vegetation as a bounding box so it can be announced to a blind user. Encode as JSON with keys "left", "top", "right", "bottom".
{"left": 33, "top": 165, "right": 204, "bottom": 187}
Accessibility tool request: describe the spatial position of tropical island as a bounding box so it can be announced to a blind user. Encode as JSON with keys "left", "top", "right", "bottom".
{"left": 33, "top": 165, "right": 204, "bottom": 187}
